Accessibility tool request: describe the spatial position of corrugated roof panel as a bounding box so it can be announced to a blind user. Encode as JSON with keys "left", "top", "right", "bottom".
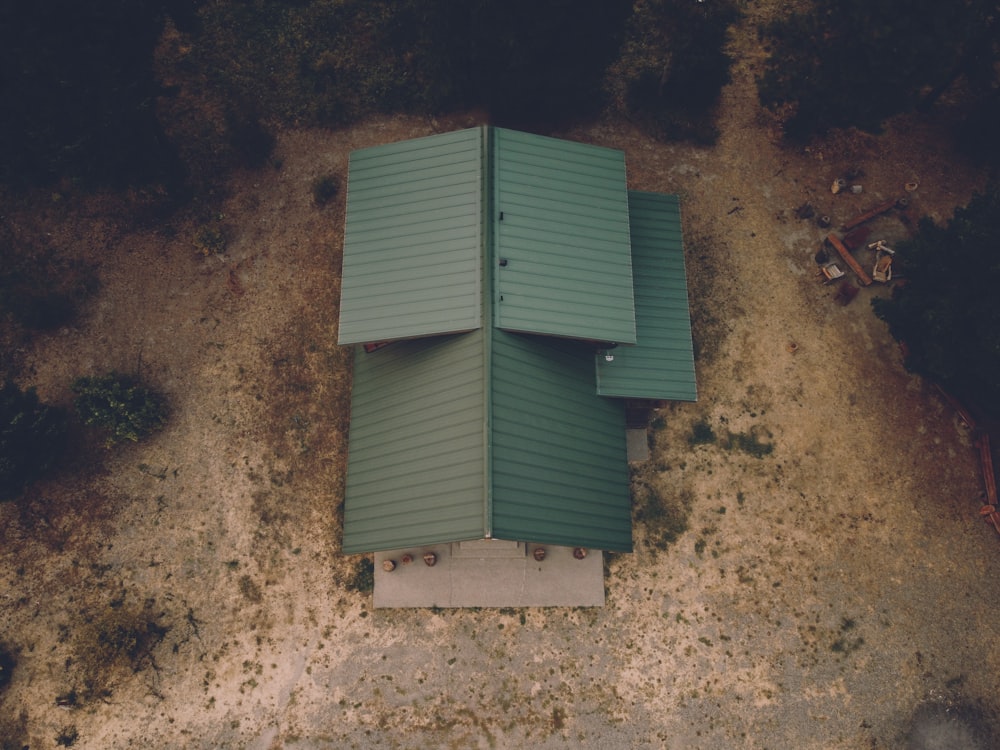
{"left": 596, "top": 192, "right": 697, "bottom": 401}
{"left": 338, "top": 128, "right": 484, "bottom": 345}
{"left": 342, "top": 331, "right": 487, "bottom": 553}
{"left": 492, "top": 128, "right": 637, "bottom": 345}
{"left": 490, "top": 330, "right": 632, "bottom": 552}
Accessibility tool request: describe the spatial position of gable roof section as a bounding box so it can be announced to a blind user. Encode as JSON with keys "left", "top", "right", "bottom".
{"left": 338, "top": 128, "right": 484, "bottom": 345}
{"left": 341, "top": 328, "right": 633, "bottom": 554}
{"left": 341, "top": 331, "right": 487, "bottom": 554}
{"left": 491, "top": 330, "right": 632, "bottom": 551}
{"left": 595, "top": 192, "right": 698, "bottom": 401}
{"left": 492, "top": 128, "right": 637, "bottom": 344}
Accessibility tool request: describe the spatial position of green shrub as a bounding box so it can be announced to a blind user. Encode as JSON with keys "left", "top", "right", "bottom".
{"left": 72, "top": 374, "right": 167, "bottom": 447}
{"left": 0, "top": 381, "right": 68, "bottom": 500}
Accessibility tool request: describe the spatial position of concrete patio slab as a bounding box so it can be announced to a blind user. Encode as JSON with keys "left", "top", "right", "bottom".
{"left": 373, "top": 541, "right": 604, "bottom": 608}
{"left": 626, "top": 427, "right": 649, "bottom": 462}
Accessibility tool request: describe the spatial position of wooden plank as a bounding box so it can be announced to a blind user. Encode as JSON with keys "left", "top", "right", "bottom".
{"left": 826, "top": 234, "right": 872, "bottom": 286}
{"left": 842, "top": 198, "right": 898, "bottom": 231}
{"left": 979, "top": 432, "right": 997, "bottom": 506}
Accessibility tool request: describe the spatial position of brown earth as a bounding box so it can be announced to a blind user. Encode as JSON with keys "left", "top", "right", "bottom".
{"left": 2, "top": 10, "right": 999, "bottom": 750}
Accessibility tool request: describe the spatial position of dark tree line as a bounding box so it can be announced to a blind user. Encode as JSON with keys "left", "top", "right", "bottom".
{"left": 758, "top": 0, "right": 1000, "bottom": 150}
{"left": 0, "top": 0, "right": 199, "bottom": 187}
{"left": 1, "top": 0, "right": 742, "bottom": 191}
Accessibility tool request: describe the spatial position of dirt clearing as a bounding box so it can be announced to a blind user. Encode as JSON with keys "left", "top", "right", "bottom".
{"left": 2, "top": 28, "right": 999, "bottom": 750}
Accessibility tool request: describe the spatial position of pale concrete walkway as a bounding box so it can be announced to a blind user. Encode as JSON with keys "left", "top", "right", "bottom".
{"left": 373, "top": 540, "right": 605, "bottom": 608}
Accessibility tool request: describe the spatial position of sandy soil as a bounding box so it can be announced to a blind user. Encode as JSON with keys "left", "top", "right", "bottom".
{"left": 2, "top": 11, "right": 999, "bottom": 750}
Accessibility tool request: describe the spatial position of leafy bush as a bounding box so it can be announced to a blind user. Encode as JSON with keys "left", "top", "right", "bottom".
{"left": 72, "top": 373, "right": 167, "bottom": 446}
{"left": 0, "top": 381, "right": 68, "bottom": 500}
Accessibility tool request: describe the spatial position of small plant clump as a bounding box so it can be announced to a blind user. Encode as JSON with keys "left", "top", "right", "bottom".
{"left": 193, "top": 224, "right": 228, "bottom": 256}
{"left": 688, "top": 418, "right": 717, "bottom": 446}
{"left": 346, "top": 557, "right": 374, "bottom": 594}
{"left": 72, "top": 373, "right": 167, "bottom": 447}
{"left": 632, "top": 470, "right": 694, "bottom": 552}
{"left": 311, "top": 174, "right": 341, "bottom": 206}
{"left": 74, "top": 603, "right": 169, "bottom": 701}
{"left": 724, "top": 428, "right": 774, "bottom": 458}
{"left": 55, "top": 726, "right": 79, "bottom": 747}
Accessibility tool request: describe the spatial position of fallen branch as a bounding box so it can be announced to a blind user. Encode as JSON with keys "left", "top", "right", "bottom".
{"left": 826, "top": 234, "right": 872, "bottom": 286}
{"left": 841, "top": 198, "right": 898, "bottom": 231}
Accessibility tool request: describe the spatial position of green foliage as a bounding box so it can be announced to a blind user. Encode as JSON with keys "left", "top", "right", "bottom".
{"left": 758, "top": 0, "right": 998, "bottom": 139}
{"left": 873, "top": 184, "right": 1000, "bottom": 416}
{"left": 0, "top": 381, "right": 68, "bottom": 501}
{"left": 72, "top": 373, "right": 167, "bottom": 446}
{"left": 346, "top": 557, "right": 375, "bottom": 594}
{"left": 607, "top": 0, "right": 739, "bottom": 143}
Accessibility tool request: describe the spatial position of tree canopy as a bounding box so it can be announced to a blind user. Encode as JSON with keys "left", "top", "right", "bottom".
{"left": 0, "top": 0, "right": 196, "bottom": 187}
{"left": 1, "top": 0, "right": 740, "bottom": 189}
{"left": 757, "top": 0, "right": 999, "bottom": 140}
{"left": 606, "top": 0, "right": 738, "bottom": 143}
{"left": 872, "top": 185, "right": 1000, "bottom": 416}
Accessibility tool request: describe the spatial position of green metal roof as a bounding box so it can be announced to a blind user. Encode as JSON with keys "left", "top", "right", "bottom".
{"left": 491, "top": 330, "right": 631, "bottom": 551}
{"left": 492, "top": 128, "right": 637, "bottom": 344}
{"left": 595, "top": 192, "right": 698, "bottom": 401}
{"left": 342, "top": 328, "right": 632, "bottom": 554}
{"left": 339, "top": 128, "right": 697, "bottom": 555}
{"left": 338, "top": 128, "right": 483, "bottom": 345}
{"left": 342, "top": 331, "right": 487, "bottom": 554}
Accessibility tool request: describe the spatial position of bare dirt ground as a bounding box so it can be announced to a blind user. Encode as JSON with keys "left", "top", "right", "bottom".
{"left": 3, "top": 9, "right": 999, "bottom": 750}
